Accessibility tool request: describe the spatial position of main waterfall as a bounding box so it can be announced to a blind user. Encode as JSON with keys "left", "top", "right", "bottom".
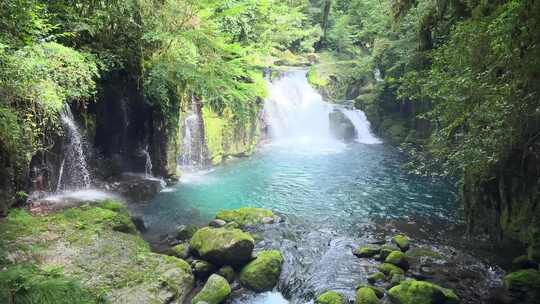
{"left": 264, "top": 69, "right": 380, "bottom": 145}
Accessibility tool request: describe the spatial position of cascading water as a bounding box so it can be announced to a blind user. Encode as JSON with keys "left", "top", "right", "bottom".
{"left": 141, "top": 146, "right": 153, "bottom": 177}
{"left": 180, "top": 96, "right": 209, "bottom": 170}
{"left": 341, "top": 108, "right": 381, "bottom": 144}
{"left": 57, "top": 105, "right": 91, "bottom": 191}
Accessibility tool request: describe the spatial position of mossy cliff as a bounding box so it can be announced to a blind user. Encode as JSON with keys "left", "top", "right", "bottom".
{"left": 0, "top": 200, "right": 194, "bottom": 303}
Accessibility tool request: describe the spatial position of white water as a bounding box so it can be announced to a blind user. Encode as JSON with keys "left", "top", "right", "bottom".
{"left": 141, "top": 146, "right": 153, "bottom": 177}
{"left": 180, "top": 111, "right": 207, "bottom": 169}
{"left": 57, "top": 105, "right": 91, "bottom": 190}
{"left": 264, "top": 69, "right": 380, "bottom": 146}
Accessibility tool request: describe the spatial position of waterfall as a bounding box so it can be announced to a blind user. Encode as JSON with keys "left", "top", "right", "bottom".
{"left": 264, "top": 69, "right": 380, "bottom": 145}
{"left": 180, "top": 97, "right": 208, "bottom": 169}
{"left": 141, "top": 146, "right": 153, "bottom": 177}
{"left": 57, "top": 105, "right": 91, "bottom": 190}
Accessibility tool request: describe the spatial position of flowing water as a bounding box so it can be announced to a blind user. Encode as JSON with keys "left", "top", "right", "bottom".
{"left": 141, "top": 70, "right": 503, "bottom": 303}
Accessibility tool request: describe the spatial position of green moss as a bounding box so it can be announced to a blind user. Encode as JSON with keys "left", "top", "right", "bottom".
{"left": 217, "top": 266, "right": 235, "bottom": 283}
{"left": 191, "top": 274, "right": 231, "bottom": 304}
{"left": 367, "top": 272, "right": 385, "bottom": 284}
{"left": 353, "top": 246, "right": 381, "bottom": 258}
{"left": 392, "top": 235, "right": 411, "bottom": 252}
{"left": 307, "top": 66, "right": 329, "bottom": 88}
{"left": 239, "top": 250, "right": 284, "bottom": 292}
{"left": 504, "top": 269, "right": 540, "bottom": 292}
{"left": 316, "top": 290, "right": 346, "bottom": 304}
{"left": 355, "top": 287, "right": 379, "bottom": 304}
{"left": 388, "top": 280, "right": 459, "bottom": 304}
{"left": 215, "top": 207, "right": 274, "bottom": 226}
{"left": 189, "top": 227, "right": 254, "bottom": 266}
{"left": 406, "top": 247, "right": 443, "bottom": 260}
{"left": 170, "top": 243, "right": 189, "bottom": 259}
{"left": 378, "top": 263, "right": 405, "bottom": 277}
{"left": 0, "top": 264, "right": 97, "bottom": 304}
{"left": 385, "top": 251, "right": 409, "bottom": 270}
{"left": 379, "top": 244, "right": 400, "bottom": 260}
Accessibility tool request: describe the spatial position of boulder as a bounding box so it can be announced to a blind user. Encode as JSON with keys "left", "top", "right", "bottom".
{"left": 217, "top": 266, "right": 235, "bottom": 283}
{"left": 316, "top": 291, "right": 346, "bottom": 304}
{"left": 367, "top": 272, "right": 385, "bottom": 284}
{"left": 378, "top": 263, "right": 405, "bottom": 277}
{"left": 329, "top": 109, "right": 356, "bottom": 142}
{"left": 385, "top": 251, "right": 409, "bottom": 270}
{"left": 190, "top": 227, "right": 254, "bottom": 266}
{"left": 175, "top": 225, "right": 198, "bottom": 241}
{"left": 503, "top": 269, "right": 540, "bottom": 303}
{"left": 356, "top": 287, "right": 380, "bottom": 304}
{"left": 215, "top": 207, "right": 275, "bottom": 227}
{"left": 191, "top": 274, "right": 231, "bottom": 304}
{"left": 392, "top": 235, "right": 410, "bottom": 252}
{"left": 239, "top": 250, "right": 284, "bottom": 292}
{"left": 170, "top": 243, "right": 189, "bottom": 259}
{"left": 388, "top": 279, "right": 459, "bottom": 304}
{"left": 380, "top": 245, "right": 400, "bottom": 260}
{"left": 353, "top": 246, "right": 381, "bottom": 258}
{"left": 192, "top": 260, "right": 217, "bottom": 279}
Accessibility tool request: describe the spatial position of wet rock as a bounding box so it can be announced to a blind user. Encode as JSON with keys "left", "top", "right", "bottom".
{"left": 385, "top": 251, "right": 409, "bottom": 270}
{"left": 503, "top": 269, "right": 540, "bottom": 303}
{"left": 379, "top": 263, "right": 405, "bottom": 277}
{"left": 511, "top": 255, "right": 539, "bottom": 271}
{"left": 170, "top": 243, "right": 189, "bottom": 259}
{"left": 192, "top": 260, "right": 217, "bottom": 279}
{"left": 357, "top": 285, "right": 384, "bottom": 299}
{"left": 367, "top": 272, "right": 385, "bottom": 284}
{"left": 217, "top": 266, "right": 235, "bottom": 283}
{"left": 209, "top": 219, "right": 227, "bottom": 228}
{"left": 316, "top": 290, "right": 346, "bottom": 304}
{"left": 388, "top": 279, "right": 459, "bottom": 304}
{"left": 132, "top": 215, "right": 147, "bottom": 232}
{"left": 215, "top": 207, "right": 275, "bottom": 227}
{"left": 390, "top": 273, "right": 406, "bottom": 287}
{"left": 392, "top": 235, "right": 410, "bottom": 252}
{"left": 261, "top": 216, "right": 275, "bottom": 224}
{"left": 406, "top": 247, "right": 443, "bottom": 260}
{"left": 355, "top": 286, "right": 380, "bottom": 304}
{"left": 175, "top": 225, "right": 198, "bottom": 241}
{"left": 190, "top": 227, "right": 254, "bottom": 266}
{"left": 239, "top": 250, "right": 284, "bottom": 292}
{"left": 191, "top": 274, "right": 231, "bottom": 304}
{"left": 380, "top": 244, "right": 401, "bottom": 260}
{"left": 110, "top": 175, "right": 164, "bottom": 203}
{"left": 353, "top": 246, "right": 381, "bottom": 258}
{"left": 329, "top": 109, "right": 356, "bottom": 142}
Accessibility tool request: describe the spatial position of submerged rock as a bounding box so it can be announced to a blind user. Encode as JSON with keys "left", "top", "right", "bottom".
{"left": 191, "top": 274, "right": 231, "bottom": 304}
{"left": 215, "top": 207, "right": 275, "bottom": 227}
{"left": 355, "top": 287, "right": 380, "bottom": 304}
{"left": 503, "top": 269, "right": 540, "bottom": 303}
{"left": 239, "top": 250, "right": 284, "bottom": 292}
{"left": 190, "top": 227, "right": 254, "bottom": 266}
{"left": 385, "top": 251, "right": 409, "bottom": 270}
{"left": 388, "top": 279, "right": 459, "bottom": 304}
{"left": 316, "top": 290, "right": 346, "bottom": 304}
{"left": 353, "top": 245, "right": 381, "bottom": 258}
{"left": 392, "top": 235, "right": 410, "bottom": 252}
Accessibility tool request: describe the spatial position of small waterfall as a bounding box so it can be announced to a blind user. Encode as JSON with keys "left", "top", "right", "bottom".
{"left": 264, "top": 69, "right": 380, "bottom": 145}
{"left": 57, "top": 105, "right": 91, "bottom": 190}
{"left": 180, "top": 96, "right": 208, "bottom": 170}
{"left": 341, "top": 109, "right": 381, "bottom": 144}
{"left": 141, "top": 146, "right": 153, "bottom": 177}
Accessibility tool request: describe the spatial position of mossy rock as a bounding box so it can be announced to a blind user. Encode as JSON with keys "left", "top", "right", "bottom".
{"left": 192, "top": 260, "right": 217, "bottom": 279}
{"left": 355, "top": 287, "right": 380, "bottom": 304}
{"left": 190, "top": 227, "right": 254, "bottom": 266}
{"left": 316, "top": 290, "right": 346, "bottom": 304}
{"left": 380, "top": 244, "right": 400, "bottom": 260}
{"left": 170, "top": 243, "right": 189, "bottom": 259}
{"left": 217, "top": 266, "right": 235, "bottom": 283}
{"left": 504, "top": 269, "right": 540, "bottom": 302}
{"left": 215, "top": 207, "right": 274, "bottom": 227}
{"left": 367, "top": 272, "right": 385, "bottom": 284}
{"left": 356, "top": 285, "right": 384, "bottom": 299}
{"left": 406, "top": 247, "right": 443, "bottom": 260}
{"left": 191, "top": 274, "right": 231, "bottom": 304}
{"left": 175, "top": 225, "right": 198, "bottom": 241}
{"left": 392, "top": 235, "right": 410, "bottom": 252}
{"left": 353, "top": 246, "right": 381, "bottom": 258}
{"left": 388, "top": 279, "right": 459, "bottom": 304}
{"left": 239, "top": 250, "right": 284, "bottom": 292}
{"left": 385, "top": 251, "right": 409, "bottom": 270}
{"left": 378, "top": 263, "right": 405, "bottom": 277}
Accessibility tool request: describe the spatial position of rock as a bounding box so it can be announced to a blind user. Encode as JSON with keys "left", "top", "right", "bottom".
{"left": 132, "top": 215, "right": 147, "bottom": 232}
{"left": 191, "top": 274, "right": 231, "bottom": 304}
{"left": 511, "top": 255, "right": 539, "bottom": 271}
{"left": 239, "top": 250, "right": 284, "bottom": 292}
{"left": 215, "top": 207, "right": 274, "bottom": 226}
{"left": 378, "top": 263, "right": 405, "bottom": 277}
{"left": 192, "top": 260, "right": 217, "bottom": 279}
{"left": 503, "top": 269, "right": 540, "bottom": 303}
{"left": 175, "top": 225, "right": 198, "bottom": 241}
{"left": 209, "top": 219, "right": 227, "bottom": 228}
{"left": 217, "top": 266, "right": 235, "bottom": 283}
{"left": 170, "top": 243, "right": 189, "bottom": 259}
{"left": 380, "top": 245, "right": 401, "bottom": 260}
{"left": 190, "top": 227, "right": 254, "bottom": 266}
{"left": 329, "top": 109, "right": 356, "bottom": 142}
{"left": 355, "top": 287, "right": 380, "bottom": 304}
{"left": 388, "top": 279, "right": 459, "bottom": 304}
{"left": 316, "top": 290, "right": 346, "bottom": 304}
{"left": 390, "top": 273, "right": 406, "bottom": 287}
{"left": 353, "top": 246, "right": 381, "bottom": 258}
{"left": 385, "top": 251, "right": 409, "bottom": 270}
{"left": 392, "top": 235, "right": 410, "bottom": 252}
{"left": 261, "top": 216, "right": 275, "bottom": 224}
{"left": 367, "top": 272, "right": 385, "bottom": 284}
{"left": 357, "top": 285, "right": 385, "bottom": 298}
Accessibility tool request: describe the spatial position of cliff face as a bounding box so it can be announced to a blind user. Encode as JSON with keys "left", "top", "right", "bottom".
{"left": 464, "top": 143, "right": 540, "bottom": 261}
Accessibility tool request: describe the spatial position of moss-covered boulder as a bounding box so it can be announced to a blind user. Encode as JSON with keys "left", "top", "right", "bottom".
{"left": 215, "top": 207, "right": 274, "bottom": 227}
{"left": 316, "top": 290, "right": 346, "bottom": 304}
{"left": 380, "top": 244, "right": 400, "bottom": 260}
{"left": 191, "top": 274, "right": 231, "bottom": 304}
{"left": 503, "top": 269, "right": 540, "bottom": 303}
{"left": 356, "top": 287, "right": 380, "bottom": 304}
{"left": 385, "top": 251, "right": 409, "bottom": 270}
{"left": 239, "top": 250, "right": 284, "bottom": 292}
{"left": 190, "top": 227, "right": 254, "bottom": 266}
{"left": 217, "top": 266, "right": 235, "bottom": 283}
{"left": 170, "top": 243, "right": 189, "bottom": 259}
{"left": 353, "top": 246, "right": 381, "bottom": 258}
{"left": 378, "top": 263, "right": 405, "bottom": 277}
{"left": 388, "top": 280, "right": 459, "bottom": 304}
{"left": 175, "top": 225, "right": 198, "bottom": 241}
{"left": 367, "top": 272, "right": 385, "bottom": 284}
{"left": 192, "top": 260, "right": 217, "bottom": 279}
{"left": 392, "top": 235, "right": 410, "bottom": 252}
